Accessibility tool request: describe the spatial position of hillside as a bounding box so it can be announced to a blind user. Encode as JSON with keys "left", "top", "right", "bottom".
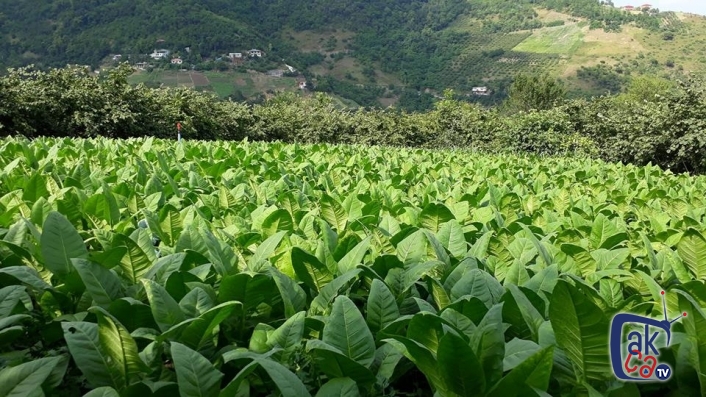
{"left": 1, "top": 0, "right": 705, "bottom": 109}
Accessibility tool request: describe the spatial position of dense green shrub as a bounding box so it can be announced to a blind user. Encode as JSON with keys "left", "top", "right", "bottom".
{"left": 2, "top": 64, "right": 706, "bottom": 174}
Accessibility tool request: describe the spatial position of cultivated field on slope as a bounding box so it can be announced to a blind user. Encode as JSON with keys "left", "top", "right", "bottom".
{"left": 0, "top": 137, "right": 706, "bottom": 396}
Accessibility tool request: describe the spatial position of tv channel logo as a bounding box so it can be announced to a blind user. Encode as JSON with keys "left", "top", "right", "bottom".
{"left": 609, "top": 291, "right": 686, "bottom": 381}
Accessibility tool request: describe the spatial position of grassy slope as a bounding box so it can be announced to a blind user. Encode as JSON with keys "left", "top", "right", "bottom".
{"left": 126, "top": 9, "right": 706, "bottom": 104}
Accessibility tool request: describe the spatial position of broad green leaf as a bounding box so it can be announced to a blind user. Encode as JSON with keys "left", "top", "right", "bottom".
{"left": 323, "top": 295, "right": 376, "bottom": 367}
{"left": 436, "top": 220, "right": 467, "bottom": 259}
{"left": 419, "top": 203, "right": 455, "bottom": 233}
{"left": 40, "top": 211, "right": 88, "bottom": 277}
{"left": 83, "top": 387, "right": 120, "bottom": 397}
{"left": 337, "top": 237, "right": 370, "bottom": 274}
{"left": 171, "top": 342, "right": 223, "bottom": 397}
{"left": 549, "top": 280, "right": 610, "bottom": 382}
{"left": 677, "top": 229, "right": 706, "bottom": 280}
{"left": 677, "top": 290, "right": 706, "bottom": 396}
{"left": 438, "top": 331, "right": 485, "bottom": 397}
{"left": 0, "top": 356, "right": 64, "bottom": 397}
{"left": 142, "top": 279, "right": 187, "bottom": 333}
{"left": 180, "top": 302, "right": 240, "bottom": 350}
{"left": 315, "top": 377, "right": 360, "bottom": 397}
{"left": 90, "top": 307, "right": 147, "bottom": 391}
{"left": 62, "top": 321, "right": 117, "bottom": 388}
{"left": 291, "top": 247, "right": 332, "bottom": 292}
{"left": 249, "top": 231, "right": 286, "bottom": 267}
{"left": 366, "top": 279, "right": 399, "bottom": 334}
{"left": 72, "top": 259, "right": 123, "bottom": 309}
{"left": 488, "top": 346, "right": 555, "bottom": 397}
{"left": 267, "top": 311, "right": 306, "bottom": 350}
{"left": 306, "top": 340, "right": 377, "bottom": 385}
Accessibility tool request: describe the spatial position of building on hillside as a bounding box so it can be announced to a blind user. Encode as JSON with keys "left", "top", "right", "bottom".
{"left": 285, "top": 64, "right": 297, "bottom": 73}
{"left": 248, "top": 49, "right": 264, "bottom": 57}
{"left": 171, "top": 58, "right": 183, "bottom": 65}
{"left": 150, "top": 49, "right": 170, "bottom": 60}
{"left": 134, "top": 62, "right": 148, "bottom": 70}
{"left": 112, "top": 54, "right": 122, "bottom": 61}
{"left": 298, "top": 80, "right": 308, "bottom": 90}
{"left": 641, "top": 4, "right": 652, "bottom": 10}
{"left": 622, "top": 5, "right": 635, "bottom": 10}
{"left": 229, "top": 52, "right": 243, "bottom": 59}
{"left": 471, "top": 86, "right": 490, "bottom": 96}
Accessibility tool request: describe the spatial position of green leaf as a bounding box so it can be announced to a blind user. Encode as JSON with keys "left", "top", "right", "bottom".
{"left": 337, "top": 237, "right": 370, "bottom": 274}
{"left": 249, "top": 231, "right": 286, "bottom": 267}
{"left": 141, "top": 279, "right": 187, "bottom": 333}
{"left": 180, "top": 302, "right": 240, "bottom": 350}
{"left": 436, "top": 220, "right": 467, "bottom": 259}
{"left": 0, "top": 356, "right": 64, "bottom": 397}
{"left": 291, "top": 247, "right": 332, "bottom": 292}
{"left": 72, "top": 259, "right": 123, "bottom": 309}
{"left": 315, "top": 378, "right": 360, "bottom": 397}
{"left": 501, "top": 285, "right": 544, "bottom": 341}
{"left": 549, "top": 280, "right": 610, "bottom": 382}
{"left": 677, "top": 290, "right": 706, "bottom": 396}
{"left": 438, "top": 331, "right": 485, "bottom": 397}
{"left": 306, "top": 340, "right": 377, "bottom": 385}
{"left": 115, "top": 234, "right": 152, "bottom": 284}
{"left": 677, "top": 229, "right": 706, "bottom": 280}
{"left": 222, "top": 352, "right": 312, "bottom": 397}
{"left": 171, "top": 342, "right": 223, "bottom": 397}
{"left": 90, "top": 307, "right": 147, "bottom": 391}
{"left": 366, "top": 279, "right": 399, "bottom": 334}
{"left": 267, "top": 311, "right": 306, "bottom": 350}
{"left": 62, "top": 322, "right": 117, "bottom": 388}
{"left": 382, "top": 337, "right": 446, "bottom": 393}
{"left": 488, "top": 346, "right": 555, "bottom": 397}
{"left": 83, "top": 387, "right": 120, "bottom": 397}
{"left": 40, "top": 211, "right": 88, "bottom": 277}
{"left": 450, "top": 269, "right": 504, "bottom": 308}
{"left": 269, "top": 268, "right": 307, "bottom": 318}
{"left": 262, "top": 209, "right": 294, "bottom": 237}
{"left": 323, "top": 295, "right": 376, "bottom": 367}
{"left": 503, "top": 338, "right": 541, "bottom": 371}
{"left": 321, "top": 194, "right": 348, "bottom": 232}
{"left": 590, "top": 214, "right": 626, "bottom": 250}
{"left": 419, "top": 203, "right": 455, "bottom": 233}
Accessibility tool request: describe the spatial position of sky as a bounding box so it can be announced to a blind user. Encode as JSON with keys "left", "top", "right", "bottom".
{"left": 611, "top": 0, "right": 706, "bottom": 15}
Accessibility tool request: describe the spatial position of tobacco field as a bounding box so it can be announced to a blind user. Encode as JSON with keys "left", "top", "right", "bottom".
{"left": 1, "top": 137, "right": 706, "bottom": 397}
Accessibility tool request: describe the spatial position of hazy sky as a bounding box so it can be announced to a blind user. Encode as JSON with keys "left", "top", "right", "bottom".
{"left": 611, "top": 0, "right": 706, "bottom": 15}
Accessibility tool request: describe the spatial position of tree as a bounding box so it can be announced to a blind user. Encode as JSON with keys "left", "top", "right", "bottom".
{"left": 619, "top": 75, "right": 674, "bottom": 103}
{"left": 503, "top": 73, "right": 566, "bottom": 114}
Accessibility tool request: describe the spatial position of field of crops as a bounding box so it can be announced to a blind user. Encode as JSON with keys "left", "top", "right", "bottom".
{"left": 1, "top": 137, "right": 706, "bottom": 396}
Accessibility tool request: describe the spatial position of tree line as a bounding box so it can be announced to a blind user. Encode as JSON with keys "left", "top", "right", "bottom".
{"left": 1, "top": 64, "right": 703, "bottom": 174}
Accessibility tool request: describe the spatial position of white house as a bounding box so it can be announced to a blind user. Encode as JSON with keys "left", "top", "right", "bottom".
{"left": 248, "top": 49, "right": 264, "bottom": 57}
{"left": 112, "top": 54, "right": 122, "bottom": 61}
{"left": 298, "top": 80, "right": 308, "bottom": 90}
{"left": 171, "top": 58, "right": 183, "bottom": 65}
{"left": 134, "top": 62, "right": 148, "bottom": 70}
{"left": 229, "top": 52, "right": 243, "bottom": 59}
{"left": 149, "top": 49, "right": 170, "bottom": 60}
{"left": 471, "top": 86, "right": 490, "bottom": 96}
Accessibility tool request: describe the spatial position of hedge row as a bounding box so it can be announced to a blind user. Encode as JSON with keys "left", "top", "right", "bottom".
{"left": 1, "top": 65, "right": 705, "bottom": 174}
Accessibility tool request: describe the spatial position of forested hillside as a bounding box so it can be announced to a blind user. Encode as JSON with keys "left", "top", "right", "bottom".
{"left": 0, "top": 0, "right": 689, "bottom": 108}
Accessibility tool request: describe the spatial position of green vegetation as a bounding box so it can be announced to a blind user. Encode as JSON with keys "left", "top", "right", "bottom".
{"left": 512, "top": 24, "right": 585, "bottom": 55}
{"left": 4, "top": 64, "right": 706, "bottom": 173}
{"left": 1, "top": 0, "right": 689, "bottom": 110}
{"left": 1, "top": 136, "right": 706, "bottom": 396}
